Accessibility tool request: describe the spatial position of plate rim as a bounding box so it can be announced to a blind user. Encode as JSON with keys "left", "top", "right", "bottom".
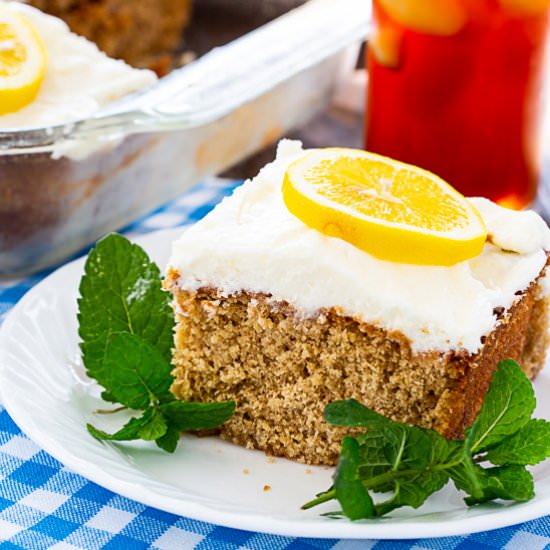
{"left": 0, "top": 227, "right": 549, "bottom": 540}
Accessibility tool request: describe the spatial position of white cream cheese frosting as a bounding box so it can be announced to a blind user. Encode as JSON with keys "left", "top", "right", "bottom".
{"left": 168, "top": 140, "right": 550, "bottom": 354}
{"left": 0, "top": 2, "right": 157, "bottom": 129}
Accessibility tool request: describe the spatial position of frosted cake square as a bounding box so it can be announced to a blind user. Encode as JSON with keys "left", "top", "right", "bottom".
{"left": 164, "top": 141, "right": 550, "bottom": 465}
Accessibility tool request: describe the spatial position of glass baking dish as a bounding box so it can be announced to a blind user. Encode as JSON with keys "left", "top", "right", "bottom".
{"left": 0, "top": 0, "right": 369, "bottom": 276}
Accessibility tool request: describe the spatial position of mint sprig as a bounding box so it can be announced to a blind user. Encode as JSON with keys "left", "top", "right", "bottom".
{"left": 303, "top": 360, "right": 550, "bottom": 518}
{"left": 78, "top": 234, "right": 234, "bottom": 452}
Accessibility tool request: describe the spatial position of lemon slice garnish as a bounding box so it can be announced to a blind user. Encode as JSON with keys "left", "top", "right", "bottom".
{"left": 282, "top": 148, "right": 487, "bottom": 266}
{"left": 378, "top": 0, "right": 467, "bottom": 36}
{"left": 0, "top": 6, "right": 47, "bottom": 115}
{"left": 370, "top": 25, "right": 402, "bottom": 68}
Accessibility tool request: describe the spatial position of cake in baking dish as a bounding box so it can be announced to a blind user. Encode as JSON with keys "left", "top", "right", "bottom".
{"left": 0, "top": 2, "right": 157, "bottom": 129}
{"left": 25, "top": 0, "right": 193, "bottom": 70}
{"left": 164, "top": 140, "right": 550, "bottom": 466}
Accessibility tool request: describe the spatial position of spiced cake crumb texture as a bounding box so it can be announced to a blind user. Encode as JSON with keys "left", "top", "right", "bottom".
{"left": 165, "top": 266, "right": 549, "bottom": 466}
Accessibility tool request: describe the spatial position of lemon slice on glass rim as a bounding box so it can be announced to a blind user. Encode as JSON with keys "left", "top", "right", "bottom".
{"left": 0, "top": 5, "right": 47, "bottom": 115}
{"left": 282, "top": 148, "right": 487, "bottom": 266}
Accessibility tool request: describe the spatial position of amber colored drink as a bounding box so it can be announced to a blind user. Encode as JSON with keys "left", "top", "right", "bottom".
{"left": 366, "top": 0, "right": 550, "bottom": 209}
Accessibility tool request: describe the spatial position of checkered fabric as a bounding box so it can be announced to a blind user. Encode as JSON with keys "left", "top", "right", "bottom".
{"left": 0, "top": 178, "right": 549, "bottom": 549}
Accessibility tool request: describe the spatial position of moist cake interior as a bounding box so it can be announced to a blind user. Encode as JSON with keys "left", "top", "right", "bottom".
{"left": 166, "top": 270, "right": 549, "bottom": 466}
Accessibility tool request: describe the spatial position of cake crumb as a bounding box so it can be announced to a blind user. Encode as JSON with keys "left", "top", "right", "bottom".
{"left": 263, "top": 485, "right": 271, "bottom": 492}
{"left": 305, "top": 468, "right": 312, "bottom": 475}
{"left": 243, "top": 469, "right": 249, "bottom": 475}
{"left": 167, "top": 278, "right": 550, "bottom": 465}
{"left": 267, "top": 457, "right": 276, "bottom": 464}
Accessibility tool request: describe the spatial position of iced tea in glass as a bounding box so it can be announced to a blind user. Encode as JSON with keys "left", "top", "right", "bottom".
{"left": 365, "top": 0, "right": 550, "bottom": 209}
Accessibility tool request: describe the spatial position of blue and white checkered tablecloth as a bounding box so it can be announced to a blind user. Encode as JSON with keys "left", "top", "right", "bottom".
{"left": 0, "top": 178, "right": 549, "bottom": 549}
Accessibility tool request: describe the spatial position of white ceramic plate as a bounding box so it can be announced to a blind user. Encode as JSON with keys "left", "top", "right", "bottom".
{"left": 1, "top": 228, "right": 549, "bottom": 540}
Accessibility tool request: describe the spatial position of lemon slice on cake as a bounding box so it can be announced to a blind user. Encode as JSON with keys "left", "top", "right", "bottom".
{"left": 282, "top": 148, "right": 487, "bottom": 266}
{"left": 0, "top": 5, "right": 47, "bottom": 115}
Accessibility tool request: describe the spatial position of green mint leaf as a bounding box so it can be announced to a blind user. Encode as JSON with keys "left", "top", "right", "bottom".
{"left": 78, "top": 233, "right": 174, "bottom": 379}
{"left": 356, "top": 432, "right": 393, "bottom": 490}
{"left": 138, "top": 409, "right": 168, "bottom": 441}
{"left": 448, "top": 457, "right": 485, "bottom": 502}
{"left": 380, "top": 424, "right": 437, "bottom": 472}
{"left": 334, "top": 436, "right": 374, "bottom": 520}
{"left": 101, "top": 390, "right": 118, "bottom": 404}
{"left": 87, "top": 409, "right": 154, "bottom": 441}
{"left": 448, "top": 428, "right": 484, "bottom": 500}
{"left": 464, "top": 465, "right": 534, "bottom": 506}
{"left": 345, "top": 425, "right": 449, "bottom": 517}
{"left": 468, "top": 359, "right": 535, "bottom": 454}
{"left": 324, "top": 399, "right": 392, "bottom": 428}
{"left": 449, "top": 425, "right": 536, "bottom": 506}
{"left": 374, "top": 471, "right": 448, "bottom": 517}
{"left": 427, "top": 429, "right": 455, "bottom": 464}
{"left": 159, "top": 401, "right": 236, "bottom": 431}
{"left": 330, "top": 400, "right": 452, "bottom": 495}
{"left": 329, "top": 400, "right": 453, "bottom": 519}
{"left": 308, "top": 360, "right": 546, "bottom": 519}
{"left": 156, "top": 425, "right": 180, "bottom": 453}
{"left": 327, "top": 398, "right": 451, "bottom": 469}
{"left": 95, "top": 332, "right": 173, "bottom": 410}
{"left": 486, "top": 419, "right": 550, "bottom": 466}
{"left": 78, "top": 233, "right": 237, "bottom": 454}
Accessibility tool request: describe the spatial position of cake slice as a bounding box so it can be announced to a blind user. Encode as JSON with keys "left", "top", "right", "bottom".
{"left": 164, "top": 140, "right": 550, "bottom": 466}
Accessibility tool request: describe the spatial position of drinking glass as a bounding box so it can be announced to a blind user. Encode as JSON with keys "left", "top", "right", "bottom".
{"left": 365, "top": 0, "right": 550, "bottom": 209}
